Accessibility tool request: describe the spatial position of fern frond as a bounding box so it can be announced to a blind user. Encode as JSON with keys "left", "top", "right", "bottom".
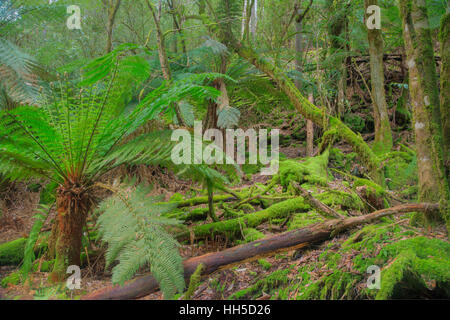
{"left": 21, "top": 203, "right": 52, "bottom": 279}
{"left": 0, "top": 39, "right": 43, "bottom": 106}
{"left": 97, "top": 183, "right": 185, "bottom": 298}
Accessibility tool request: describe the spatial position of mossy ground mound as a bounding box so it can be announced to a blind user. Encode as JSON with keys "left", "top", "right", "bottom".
{"left": 223, "top": 221, "right": 449, "bottom": 300}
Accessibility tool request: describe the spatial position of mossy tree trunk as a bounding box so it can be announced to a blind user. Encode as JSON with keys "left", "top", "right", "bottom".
{"left": 439, "top": 12, "right": 450, "bottom": 185}
{"left": 364, "top": 0, "right": 393, "bottom": 155}
{"left": 214, "top": 0, "right": 383, "bottom": 184}
{"left": 399, "top": 0, "right": 449, "bottom": 228}
{"left": 49, "top": 183, "right": 91, "bottom": 282}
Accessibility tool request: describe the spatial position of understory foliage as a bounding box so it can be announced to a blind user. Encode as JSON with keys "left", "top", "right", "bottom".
{"left": 97, "top": 182, "right": 184, "bottom": 298}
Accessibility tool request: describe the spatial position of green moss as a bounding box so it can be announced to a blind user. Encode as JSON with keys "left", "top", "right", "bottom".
{"left": 0, "top": 238, "right": 26, "bottom": 266}
{"left": 277, "top": 150, "right": 330, "bottom": 189}
{"left": 274, "top": 222, "right": 449, "bottom": 300}
{"left": 169, "top": 193, "right": 184, "bottom": 202}
{"left": 228, "top": 269, "right": 291, "bottom": 300}
{"left": 257, "top": 259, "right": 272, "bottom": 270}
{"left": 381, "top": 151, "right": 417, "bottom": 190}
{"left": 32, "top": 259, "right": 55, "bottom": 272}
{"left": 315, "top": 189, "right": 364, "bottom": 211}
{"left": 329, "top": 148, "right": 357, "bottom": 172}
{"left": 235, "top": 228, "right": 265, "bottom": 244}
{"left": 188, "top": 197, "right": 310, "bottom": 239}
{"left": 288, "top": 211, "right": 324, "bottom": 230}
{"left": 1, "top": 271, "right": 21, "bottom": 288}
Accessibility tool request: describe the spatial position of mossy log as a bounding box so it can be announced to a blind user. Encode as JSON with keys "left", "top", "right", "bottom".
{"left": 177, "top": 197, "right": 311, "bottom": 239}
{"left": 0, "top": 235, "right": 47, "bottom": 266}
{"left": 83, "top": 203, "right": 438, "bottom": 300}
{"left": 0, "top": 238, "right": 27, "bottom": 266}
{"left": 171, "top": 194, "right": 238, "bottom": 208}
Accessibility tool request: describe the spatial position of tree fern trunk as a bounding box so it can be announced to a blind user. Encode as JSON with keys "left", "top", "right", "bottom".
{"left": 49, "top": 183, "right": 90, "bottom": 282}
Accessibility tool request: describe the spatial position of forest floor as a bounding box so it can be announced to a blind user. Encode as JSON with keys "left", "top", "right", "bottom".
{"left": 1, "top": 111, "right": 449, "bottom": 300}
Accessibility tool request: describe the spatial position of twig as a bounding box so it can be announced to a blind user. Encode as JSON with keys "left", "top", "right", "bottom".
{"left": 292, "top": 182, "right": 345, "bottom": 219}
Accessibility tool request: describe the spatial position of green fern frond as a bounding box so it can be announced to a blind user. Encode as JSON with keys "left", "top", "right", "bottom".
{"left": 0, "top": 39, "right": 43, "bottom": 106}
{"left": 97, "top": 183, "right": 185, "bottom": 298}
{"left": 21, "top": 203, "right": 52, "bottom": 280}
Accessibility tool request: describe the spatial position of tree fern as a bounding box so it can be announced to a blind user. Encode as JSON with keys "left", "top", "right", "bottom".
{"left": 97, "top": 182, "right": 185, "bottom": 298}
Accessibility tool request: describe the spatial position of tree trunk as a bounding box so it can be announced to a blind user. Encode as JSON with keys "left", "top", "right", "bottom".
{"left": 105, "top": 0, "right": 122, "bottom": 53}
{"left": 146, "top": 0, "right": 185, "bottom": 126}
{"left": 306, "top": 94, "right": 315, "bottom": 157}
{"left": 49, "top": 184, "right": 90, "bottom": 282}
{"left": 294, "top": 4, "right": 314, "bottom": 157}
{"left": 204, "top": 57, "right": 229, "bottom": 131}
{"left": 83, "top": 203, "right": 439, "bottom": 300}
{"left": 327, "top": 0, "right": 349, "bottom": 116}
{"left": 399, "top": 0, "right": 449, "bottom": 228}
{"left": 439, "top": 12, "right": 450, "bottom": 184}
{"left": 364, "top": 0, "right": 393, "bottom": 155}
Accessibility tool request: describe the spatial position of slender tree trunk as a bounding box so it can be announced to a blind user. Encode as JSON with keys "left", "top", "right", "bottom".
{"left": 105, "top": 0, "right": 122, "bottom": 53}
{"left": 49, "top": 183, "right": 91, "bottom": 282}
{"left": 250, "top": 0, "right": 257, "bottom": 40}
{"left": 306, "top": 94, "right": 315, "bottom": 156}
{"left": 294, "top": 1, "right": 314, "bottom": 157}
{"left": 146, "top": 0, "right": 185, "bottom": 126}
{"left": 364, "top": 0, "right": 393, "bottom": 155}
{"left": 439, "top": 12, "right": 450, "bottom": 183}
{"left": 327, "top": 0, "right": 349, "bottom": 115}
{"left": 243, "top": 0, "right": 254, "bottom": 43}
{"left": 399, "top": 0, "right": 449, "bottom": 229}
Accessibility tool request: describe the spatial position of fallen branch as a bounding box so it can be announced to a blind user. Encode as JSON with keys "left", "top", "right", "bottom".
{"left": 82, "top": 203, "right": 438, "bottom": 300}
{"left": 292, "top": 182, "right": 345, "bottom": 219}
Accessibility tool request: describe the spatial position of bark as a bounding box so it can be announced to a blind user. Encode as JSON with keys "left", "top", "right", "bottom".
{"left": 104, "top": 0, "right": 122, "bottom": 53}
{"left": 82, "top": 203, "right": 439, "bottom": 300}
{"left": 49, "top": 183, "right": 90, "bottom": 282}
{"left": 399, "top": 0, "right": 449, "bottom": 228}
{"left": 439, "top": 12, "right": 450, "bottom": 183}
{"left": 364, "top": 0, "right": 393, "bottom": 155}
{"left": 215, "top": 1, "right": 383, "bottom": 183}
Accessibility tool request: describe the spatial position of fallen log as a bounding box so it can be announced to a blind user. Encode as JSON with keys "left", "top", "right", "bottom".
{"left": 176, "top": 197, "right": 310, "bottom": 240}
{"left": 172, "top": 194, "right": 237, "bottom": 208}
{"left": 82, "top": 203, "right": 438, "bottom": 300}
